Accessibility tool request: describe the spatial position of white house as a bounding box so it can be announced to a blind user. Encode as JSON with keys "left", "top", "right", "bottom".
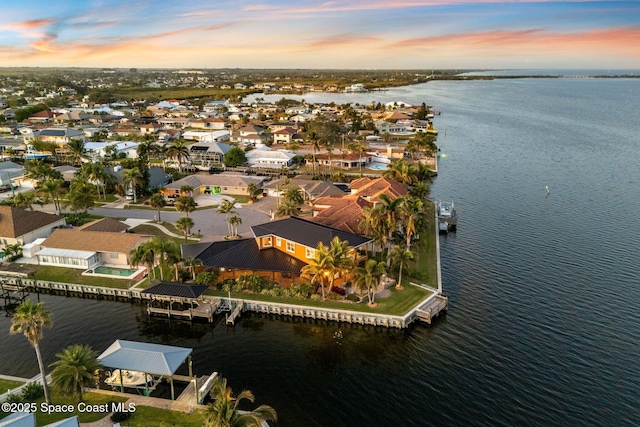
{"left": 245, "top": 146, "right": 296, "bottom": 169}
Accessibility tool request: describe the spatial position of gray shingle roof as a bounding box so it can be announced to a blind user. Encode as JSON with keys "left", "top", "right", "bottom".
{"left": 251, "top": 217, "right": 372, "bottom": 249}
{"left": 142, "top": 282, "right": 208, "bottom": 299}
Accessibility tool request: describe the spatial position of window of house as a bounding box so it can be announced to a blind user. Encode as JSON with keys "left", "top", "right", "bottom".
{"left": 286, "top": 241, "right": 295, "bottom": 253}
{"left": 264, "top": 237, "right": 272, "bottom": 247}
{"left": 109, "top": 253, "right": 118, "bottom": 259}
{"left": 276, "top": 237, "right": 282, "bottom": 247}
{"left": 306, "top": 248, "right": 315, "bottom": 259}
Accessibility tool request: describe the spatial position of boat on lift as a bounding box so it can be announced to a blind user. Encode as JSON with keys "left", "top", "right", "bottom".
{"left": 437, "top": 201, "right": 458, "bottom": 233}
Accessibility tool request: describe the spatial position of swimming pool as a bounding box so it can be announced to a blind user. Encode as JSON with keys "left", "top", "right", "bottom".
{"left": 92, "top": 266, "right": 139, "bottom": 277}
{"left": 367, "top": 162, "right": 388, "bottom": 171}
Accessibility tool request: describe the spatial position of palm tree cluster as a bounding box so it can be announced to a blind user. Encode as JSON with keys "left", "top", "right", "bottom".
{"left": 301, "top": 236, "right": 354, "bottom": 300}
{"left": 217, "top": 199, "right": 241, "bottom": 238}
{"left": 205, "top": 377, "right": 277, "bottom": 427}
{"left": 129, "top": 237, "right": 182, "bottom": 281}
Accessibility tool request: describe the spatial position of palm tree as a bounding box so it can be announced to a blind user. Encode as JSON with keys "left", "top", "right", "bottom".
{"left": 383, "top": 160, "right": 417, "bottom": 185}
{"left": 246, "top": 183, "right": 261, "bottom": 202}
{"left": 11, "top": 191, "right": 35, "bottom": 210}
{"left": 400, "top": 197, "right": 425, "bottom": 250}
{"left": 78, "top": 163, "right": 109, "bottom": 199}
{"left": 25, "top": 160, "right": 60, "bottom": 182}
{"left": 174, "top": 195, "right": 196, "bottom": 218}
{"left": 65, "top": 178, "right": 98, "bottom": 213}
{"left": 283, "top": 187, "right": 304, "bottom": 206}
{"left": 176, "top": 216, "right": 195, "bottom": 243}
{"left": 217, "top": 199, "right": 237, "bottom": 237}
{"left": 10, "top": 301, "right": 53, "bottom": 404}
{"left": 390, "top": 247, "right": 414, "bottom": 290}
{"left": 151, "top": 238, "right": 181, "bottom": 281}
{"left": 205, "top": 376, "right": 277, "bottom": 427}
{"left": 149, "top": 193, "right": 166, "bottom": 223}
{"left": 184, "top": 257, "right": 204, "bottom": 281}
{"left": 275, "top": 200, "right": 300, "bottom": 218}
{"left": 36, "top": 178, "right": 66, "bottom": 215}
{"left": 326, "top": 237, "right": 354, "bottom": 291}
{"left": 352, "top": 259, "right": 386, "bottom": 306}
{"left": 121, "top": 167, "right": 142, "bottom": 203}
{"left": 228, "top": 214, "right": 242, "bottom": 237}
{"left": 130, "top": 242, "right": 157, "bottom": 280}
{"left": 306, "top": 130, "right": 320, "bottom": 175}
{"left": 409, "top": 180, "right": 430, "bottom": 199}
{"left": 66, "top": 139, "right": 88, "bottom": 166}
{"left": 50, "top": 344, "right": 101, "bottom": 403}
{"left": 301, "top": 242, "right": 332, "bottom": 300}
{"left": 180, "top": 185, "right": 194, "bottom": 196}
{"left": 167, "top": 140, "right": 191, "bottom": 172}
{"left": 377, "top": 194, "right": 405, "bottom": 264}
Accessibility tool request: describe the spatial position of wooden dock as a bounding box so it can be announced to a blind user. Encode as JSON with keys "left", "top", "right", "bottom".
{"left": 226, "top": 302, "right": 243, "bottom": 325}
{"left": 415, "top": 295, "right": 448, "bottom": 324}
{"left": 147, "top": 300, "right": 218, "bottom": 322}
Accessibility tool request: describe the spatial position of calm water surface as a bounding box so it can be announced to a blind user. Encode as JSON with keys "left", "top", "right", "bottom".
{"left": 2, "top": 78, "right": 640, "bottom": 426}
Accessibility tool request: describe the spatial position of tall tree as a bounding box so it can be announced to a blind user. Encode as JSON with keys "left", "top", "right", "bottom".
{"left": 205, "top": 377, "right": 277, "bottom": 427}
{"left": 383, "top": 160, "right": 417, "bottom": 185}
{"left": 149, "top": 193, "right": 166, "bottom": 223}
{"left": 121, "top": 167, "right": 142, "bottom": 203}
{"left": 36, "top": 178, "right": 66, "bottom": 215}
{"left": 10, "top": 301, "right": 53, "bottom": 404}
{"left": 217, "top": 199, "right": 237, "bottom": 237}
{"left": 167, "top": 140, "right": 190, "bottom": 172}
{"left": 229, "top": 214, "right": 242, "bottom": 237}
{"left": 65, "top": 178, "right": 98, "bottom": 213}
{"left": 390, "top": 247, "right": 414, "bottom": 290}
{"left": 352, "top": 259, "right": 387, "bottom": 306}
{"left": 283, "top": 187, "right": 304, "bottom": 206}
{"left": 130, "top": 242, "right": 157, "bottom": 280}
{"left": 151, "top": 238, "right": 180, "bottom": 281}
{"left": 50, "top": 344, "right": 101, "bottom": 403}
{"left": 301, "top": 242, "right": 332, "bottom": 300}
{"left": 275, "top": 199, "right": 300, "bottom": 218}
{"left": 174, "top": 195, "right": 196, "bottom": 218}
{"left": 176, "top": 216, "right": 195, "bottom": 243}
{"left": 66, "top": 139, "right": 88, "bottom": 166}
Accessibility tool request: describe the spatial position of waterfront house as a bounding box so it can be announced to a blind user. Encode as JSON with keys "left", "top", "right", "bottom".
{"left": 349, "top": 177, "right": 408, "bottom": 203}
{"left": 310, "top": 195, "right": 373, "bottom": 234}
{"left": 189, "top": 140, "right": 232, "bottom": 165}
{"left": 184, "top": 217, "right": 372, "bottom": 287}
{"left": 262, "top": 176, "right": 345, "bottom": 201}
{"left": 36, "top": 229, "right": 150, "bottom": 270}
{"left": 0, "top": 206, "right": 66, "bottom": 249}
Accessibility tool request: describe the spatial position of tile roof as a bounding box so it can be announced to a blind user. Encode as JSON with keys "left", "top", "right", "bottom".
{"left": 251, "top": 217, "right": 372, "bottom": 249}
{"left": 41, "top": 229, "right": 149, "bottom": 253}
{"left": 310, "top": 195, "right": 372, "bottom": 234}
{"left": 191, "top": 239, "right": 308, "bottom": 273}
{"left": 263, "top": 177, "right": 345, "bottom": 199}
{"left": 76, "top": 218, "right": 129, "bottom": 233}
{"left": 348, "top": 177, "right": 408, "bottom": 201}
{"left": 0, "top": 206, "right": 64, "bottom": 238}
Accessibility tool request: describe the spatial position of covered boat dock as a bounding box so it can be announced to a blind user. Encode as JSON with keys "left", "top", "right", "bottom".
{"left": 141, "top": 282, "right": 219, "bottom": 322}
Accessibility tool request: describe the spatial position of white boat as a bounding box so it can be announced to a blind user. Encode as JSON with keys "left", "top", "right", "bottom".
{"left": 438, "top": 201, "right": 457, "bottom": 233}
{"left": 22, "top": 145, "right": 52, "bottom": 160}
{"left": 105, "top": 369, "right": 152, "bottom": 388}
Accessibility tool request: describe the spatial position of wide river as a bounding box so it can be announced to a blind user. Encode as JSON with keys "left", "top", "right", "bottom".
{"left": 2, "top": 77, "right": 640, "bottom": 426}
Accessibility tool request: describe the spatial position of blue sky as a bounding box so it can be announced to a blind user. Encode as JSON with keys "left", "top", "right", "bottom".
{"left": 0, "top": 1, "right": 638, "bottom": 69}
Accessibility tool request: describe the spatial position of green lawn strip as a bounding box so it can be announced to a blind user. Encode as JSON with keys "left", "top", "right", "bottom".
{"left": 406, "top": 202, "right": 438, "bottom": 288}
{"left": 125, "top": 405, "right": 205, "bottom": 427}
{"left": 130, "top": 225, "right": 198, "bottom": 245}
{"left": 33, "top": 392, "right": 127, "bottom": 425}
{"left": 0, "top": 379, "right": 24, "bottom": 391}
{"left": 33, "top": 266, "right": 134, "bottom": 289}
{"left": 205, "top": 284, "right": 431, "bottom": 316}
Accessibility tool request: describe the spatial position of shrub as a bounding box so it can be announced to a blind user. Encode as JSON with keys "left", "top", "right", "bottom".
{"left": 330, "top": 286, "right": 346, "bottom": 296}
{"left": 21, "top": 382, "right": 44, "bottom": 400}
{"left": 195, "top": 271, "right": 218, "bottom": 286}
{"left": 289, "top": 282, "right": 314, "bottom": 299}
{"left": 110, "top": 410, "right": 132, "bottom": 422}
{"left": 177, "top": 269, "right": 191, "bottom": 283}
{"left": 63, "top": 212, "right": 90, "bottom": 226}
{"left": 3, "top": 393, "right": 23, "bottom": 404}
{"left": 346, "top": 293, "right": 360, "bottom": 302}
{"left": 326, "top": 292, "right": 344, "bottom": 300}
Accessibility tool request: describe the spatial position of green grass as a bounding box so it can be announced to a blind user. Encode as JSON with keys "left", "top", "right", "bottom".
{"left": 205, "top": 283, "right": 431, "bottom": 316}
{"left": 406, "top": 202, "right": 438, "bottom": 288}
{"left": 0, "top": 379, "right": 24, "bottom": 391}
{"left": 32, "top": 266, "right": 136, "bottom": 289}
{"left": 125, "top": 405, "right": 206, "bottom": 427}
{"left": 130, "top": 224, "right": 198, "bottom": 245}
{"left": 8, "top": 391, "right": 128, "bottom": 425}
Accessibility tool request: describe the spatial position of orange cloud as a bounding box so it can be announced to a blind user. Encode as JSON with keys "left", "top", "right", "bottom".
{"left": 389, "top": 27, "right": 640, "bottom": 57}
{"left": 303, "top": 34, "right": 382, "bottom": 50}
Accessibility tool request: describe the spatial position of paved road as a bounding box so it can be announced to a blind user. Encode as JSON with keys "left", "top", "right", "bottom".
{"left": 90, "top": 204, "right": 271, "bottom": 238}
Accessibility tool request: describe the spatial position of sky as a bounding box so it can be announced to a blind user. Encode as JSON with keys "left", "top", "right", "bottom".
{"left": 0, "top": 0, "right": 639, "bottom": 69}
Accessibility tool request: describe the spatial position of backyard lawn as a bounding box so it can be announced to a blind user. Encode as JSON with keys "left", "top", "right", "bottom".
{"left": 32, "top": 265, "right": 137, "bottom": 289}
{"left": 0, "top": 379, "right": 24, "bottom": 392}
